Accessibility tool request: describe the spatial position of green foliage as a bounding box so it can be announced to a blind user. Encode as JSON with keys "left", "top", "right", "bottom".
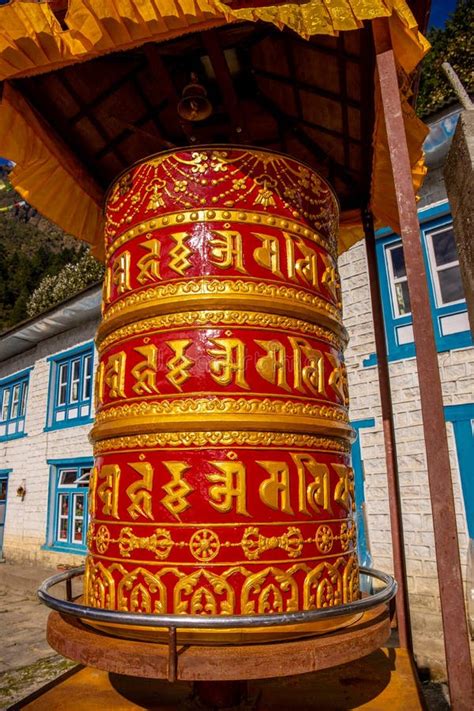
{"left": 417, "top": 0, "right": 474, "bottom": 117}
{"left": 26, "top": 251, "right": 104, "bottom": 318}
{"left": 0, "top": 177, "right": 102, "bottom": 330}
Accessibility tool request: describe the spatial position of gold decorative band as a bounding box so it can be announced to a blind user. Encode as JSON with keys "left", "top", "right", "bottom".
{"left": 97, "top": 309, "right": 346, "bottom": 353}
{"left": 98, "top": 278, "right": 343, "bottom": 342}
{"left": 93, "top": 430, "right": 351, "bottom": 454}
{"left": 106, "top": 208, "right": 336, "bottom": 261}
{"left": 90, "top": 397, "right": 352, "bottom": 442}
{"left": 88, "top": 522, "right": 356, "bottom": 562}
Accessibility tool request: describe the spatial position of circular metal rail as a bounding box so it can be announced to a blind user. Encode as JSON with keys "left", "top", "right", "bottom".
{"left": 38, "top": 565, "right": 396, "bottom": 630}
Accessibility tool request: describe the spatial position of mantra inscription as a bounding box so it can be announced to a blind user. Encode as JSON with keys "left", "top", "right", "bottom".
{"left": 87, "top": 148, "right": 359, "bottom": 637}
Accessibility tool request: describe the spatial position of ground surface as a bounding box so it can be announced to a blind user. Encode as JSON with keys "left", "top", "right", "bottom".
{"left": 0, "top": 564, "right": 451, "bottom": 711}
{"left": 0, "top": 585, "right": 74, "bottom": 710}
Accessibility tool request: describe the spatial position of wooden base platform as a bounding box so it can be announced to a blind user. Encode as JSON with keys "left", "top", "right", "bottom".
{"left": 46, "top": 604, "right": 391, "bottom": 681}
{"left": 11, "top": 648, "right": 425, "bottom": 710}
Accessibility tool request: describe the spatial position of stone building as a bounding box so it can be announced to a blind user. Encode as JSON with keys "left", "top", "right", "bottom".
{"left": 0, "top": 107, "right": 472, "bottom": 675}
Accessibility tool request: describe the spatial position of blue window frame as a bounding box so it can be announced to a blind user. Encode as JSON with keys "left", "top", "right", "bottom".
{"left": 444, "top": 404, "right": 474, "bottom": 540}
{"left": 0, "top": 368, "right": 31, "bottom": 441}
{"left": 44, "top": 458, "right": 92, "bottom": 554}
{"left": 363, "top": 202, "right": 472, "bottom": 365}
{"left": 0, "top": 469, "right": 11, "bottom": 559}
{"left": 350, "top": 418, "right": 375, "bottom": 569}
{"left": 45, "top": 343, "right": 94, "bottom": 430}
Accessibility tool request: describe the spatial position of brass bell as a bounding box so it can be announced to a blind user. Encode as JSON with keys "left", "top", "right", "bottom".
{"left": 177, "top": 73, "right": 212, "bottom": 122}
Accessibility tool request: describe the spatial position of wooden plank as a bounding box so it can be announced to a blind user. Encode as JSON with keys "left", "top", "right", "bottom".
{"left": 202, "top": 30, "right": 249, "bottom": 142}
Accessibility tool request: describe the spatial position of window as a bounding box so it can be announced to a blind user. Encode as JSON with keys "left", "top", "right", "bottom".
{"left": 426, "top": 225, "right": 464, "bottom": 307}
{"left": 46, "top": 343, "right": 94, "bottom": 430}
{"left": 364, "top": 202, "right": 472, "bottom": 365}
{"left": 45, "top": 459, "right": 92, "bottom": 553}
{"left": 0, "top": 369, "right": 30, "bottom": 440}
{"left": 386, "top": 243, "right": 411, "bottom": 317}
{"left": 350, "top": 419, "right": 375, "bottom": 570}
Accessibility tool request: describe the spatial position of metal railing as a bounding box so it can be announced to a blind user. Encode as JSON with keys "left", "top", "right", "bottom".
{"left": 38, "top": 565, "right": 396, "bottom": 681}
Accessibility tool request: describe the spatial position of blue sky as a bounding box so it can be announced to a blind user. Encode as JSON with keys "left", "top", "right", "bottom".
{"left": 429, "top": 0, "right": 458, "bottom": 28}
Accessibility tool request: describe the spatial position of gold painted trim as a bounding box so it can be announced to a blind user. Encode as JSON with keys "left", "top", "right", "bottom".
{"left": 86, "top": 550, "right": 355, "bottom": 567}
{"left": 98, "top": 309, "right": 346, "bottom": 353}
{"left": 93, "top": 430, "right": 350, "bottom": 454}
{"left": 91, "top": 518, "right": 352, "bottom": 528}
{"left": 97, "top": 279, "right": 343, "bottom": 343}
{"left": 106, "top": 208, "right": 336, "bottom": 260}
{"left": 90, "top": 406, "right": 353, "bottom": 443}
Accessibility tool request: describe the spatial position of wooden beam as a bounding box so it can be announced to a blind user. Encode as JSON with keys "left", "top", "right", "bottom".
{"left": 202, "top": 30, "right": 249, "bottom": 142}
{"left": 256, "top": 90, "right": 360, "bottom": 194}
{"left": 373, "top": 18, "right": 473, "bottom": 711}
{"left": 18, "top": 76, "right": 111, "bottom": 187}
{"left": 336, "top": 35, "right": 351, "bottom": 169}
{"left": 142, "top": 43, "right": 196, "bottom": 144}
{"left": 132, "top": 74, "right": 175, "bottom": 147}
{"left": 68, "top": 63, "right": 145, "bottom": 126}
{"left": 252, "top": 66, "right": 361, "bottom": 109}
{"left": 287, "top": 32, "right": 361, "bottom": 63}
{"left": 58, "top": 73, "right": 129, "bottom": 168}
{"left": 359, "top": 24, "right": 375, "bottom": 204}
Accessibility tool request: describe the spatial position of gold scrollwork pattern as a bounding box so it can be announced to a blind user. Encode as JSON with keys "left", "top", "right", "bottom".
{"left": 98, "top": 279, "right": 343, "bottom": 337}
{"left": 98, "top": 309, "right": 345, "bottom": 352}
{"left": 85, "top": 555, "right": 359, "bottom": 614}
{"left": 93, "top": 430, "right": 350, "bottom": 454}
{"left": 93, "top": 397, "right": 349, "bottom": 430}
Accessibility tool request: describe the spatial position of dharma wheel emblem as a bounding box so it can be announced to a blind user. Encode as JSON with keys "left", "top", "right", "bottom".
{"left": 189, "top": 529, "right": 221, "bottom": 561}
{"left": 315, "top": 524, "right": 334, "bottom": 553}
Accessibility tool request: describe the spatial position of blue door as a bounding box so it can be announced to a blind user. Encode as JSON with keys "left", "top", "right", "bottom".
{"left": 0, "top": 471, "right": 10, "bottom": 559}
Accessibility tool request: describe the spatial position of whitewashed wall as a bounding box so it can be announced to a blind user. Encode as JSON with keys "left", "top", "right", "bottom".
{"left": 339, "top": 238, "right": 474, "bottom": 676}
{"left": 0, "top": 319, "right": 99, "bottom": 568}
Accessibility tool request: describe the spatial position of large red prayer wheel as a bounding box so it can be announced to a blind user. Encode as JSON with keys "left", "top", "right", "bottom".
{"left": 86, "top": 147, "right": 360, "bottom": 642}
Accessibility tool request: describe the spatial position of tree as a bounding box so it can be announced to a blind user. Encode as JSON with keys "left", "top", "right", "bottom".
{"left": 26, "top": 252, "right": 104, "bottom": 318}
{"left": 417, "top": 0, "right": 474, "bottom": 117}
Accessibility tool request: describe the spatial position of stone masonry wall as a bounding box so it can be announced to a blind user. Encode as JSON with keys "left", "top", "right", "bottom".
{"left": 0, "top": 318, "right": 99, "bottom": 568}
{"left": 338, "top": 238, "right": 474, "bottom": 677}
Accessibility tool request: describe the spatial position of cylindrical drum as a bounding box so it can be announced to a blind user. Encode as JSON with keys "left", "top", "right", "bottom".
{"left": 86, "top": 147, "right": 359, "bottom": 642}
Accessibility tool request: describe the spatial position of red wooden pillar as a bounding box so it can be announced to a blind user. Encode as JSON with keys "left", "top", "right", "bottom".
{"left": 363, "top": 211, "right": 412, "bottom": 652}
{"left": 373, "top": 19, "right": 473, "bottom": 711}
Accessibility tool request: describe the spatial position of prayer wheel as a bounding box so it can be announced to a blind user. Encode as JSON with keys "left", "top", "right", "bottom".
{"left": 85, "top": 147, "right": 360, "bottom": 642}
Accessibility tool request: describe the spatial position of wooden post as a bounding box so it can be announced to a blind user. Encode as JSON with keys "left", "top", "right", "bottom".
{"left": 363, "top": 211, "right": 412, "bottom": 651}
{"left": 373, "top": 19, "right": 473, "bottom": 711}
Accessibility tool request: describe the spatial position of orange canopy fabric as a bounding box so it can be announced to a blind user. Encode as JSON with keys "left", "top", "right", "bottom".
{"left": 0, "top": 0, "right": 430, "bottom": 258}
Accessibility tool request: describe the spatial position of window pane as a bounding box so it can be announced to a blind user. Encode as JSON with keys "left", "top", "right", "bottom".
{"left": 71, "top": 359, "right": 80, "bottom": 403}
{"left": 58, "top": 363, "right": 68, "bottom": 405}
{"left": 58, "top": 494, "right": 69, "bottom": 542}
{"left": 83, "top": 355, "right": 92, "bottom": 400}
{"left": 439, "top": 265, "right": 464, "bottom": 304}
{"left": 1, "top": 389, "right": 10, "bottom": 421}
{"left": 20, "top": 382, "right": 28, "bottom": 417}
{"left": 432, "top": 229, "right": 457, "bottom": 266}
{"left": 11, "top": 385, "right": 20, "bottom": 418}
{"left": 59, "top": 469, "right": 77, "bottom": 487}
{"left": 59, "top": 517, "right": 69, "bottom": 541}
{"left": 73, "top": 494, "right": 85, "bottom": 542}
{"left": 390, "top": 246, "right": 406, "bottom": 279}
{"left": 77, "top": 468, "right": 92, "bottom": 487}
{"left": 74, "top": 518, "right": 84, "bottom": 542}
{"left": 395, "top": 281, "right": 411, "bottom": 315}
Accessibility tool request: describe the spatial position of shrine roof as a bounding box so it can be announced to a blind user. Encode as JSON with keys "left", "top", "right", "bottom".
{"left": 0, "top": 1, "right": 431, "bottom": 258}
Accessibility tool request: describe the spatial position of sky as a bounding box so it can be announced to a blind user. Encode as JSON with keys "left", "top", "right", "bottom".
{"left": 428, "top": 0, "right": 458, "bottom": 28}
